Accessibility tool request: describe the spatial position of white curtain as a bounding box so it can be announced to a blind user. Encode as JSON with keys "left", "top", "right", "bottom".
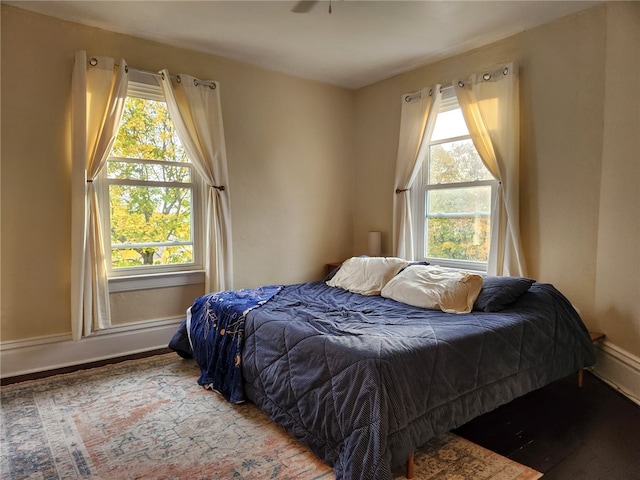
{"left": 71, "top": 51, "right": 129, "bottom": 340}
{"left": 454, "top": 63, "right": 526, "bottom": 276}
{"left": 159, "top": 70, "right": 233, "bottom": 292}
{"left": 392, "top": 86, "right": 442, "bottom": 260}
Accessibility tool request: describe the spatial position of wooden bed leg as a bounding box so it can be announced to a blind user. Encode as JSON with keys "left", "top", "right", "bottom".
{"left": 578, "top": 332, "right": 605, "bottom": 388}
{"left": 406, "top": 452, "right": 415, "bottom": 479}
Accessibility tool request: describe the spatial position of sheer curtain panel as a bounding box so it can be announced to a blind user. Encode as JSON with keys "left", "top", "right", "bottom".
{"left": 393, "top": 86, "right": 442, "bottom": 259}
{"left": 454, "top": 63, "right": 526, "bottom": 276}
{"left": 159, "top": 70, "right": 233, "bottom": 292}
{"left": 71, "top": 51, "right": 129, "bottom": 340}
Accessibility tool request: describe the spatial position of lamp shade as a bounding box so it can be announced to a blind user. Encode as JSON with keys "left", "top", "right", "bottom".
{"left": 368, "top": 231, "right": 382, "bottom": 257}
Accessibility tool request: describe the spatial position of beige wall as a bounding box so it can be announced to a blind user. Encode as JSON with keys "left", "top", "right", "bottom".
{"left": 593, "top": 3, "right": 640, "bottom": 354}
{"left": 2, "top": 3, "right": 639, "bottom": 361}
{"left": 0, "top": 5, "right": 354, "bottom": 340}
{"left": 353, "top": 3, "right": 640, "bottom": 357}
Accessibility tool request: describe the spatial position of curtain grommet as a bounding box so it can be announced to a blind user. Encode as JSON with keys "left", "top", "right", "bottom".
{"left": 458, "top": 81, "right": 465, "bottom": 88}
{"left": 89, "top": 57, "right": 98, "bottom": 67}
{"left": 483, "top": 73, "right": 491, "bottom": 81}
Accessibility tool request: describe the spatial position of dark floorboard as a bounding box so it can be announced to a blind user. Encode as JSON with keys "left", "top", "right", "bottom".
{"left": 454, "top": 371, "right": 640, "bottom": 480}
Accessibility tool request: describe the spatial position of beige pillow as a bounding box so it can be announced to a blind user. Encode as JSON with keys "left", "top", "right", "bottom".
{"left": 326, "top": 256, "right": 409, "bottom": 296}
{"left": 381, "top": 265, "right": 483, "bottom": 313}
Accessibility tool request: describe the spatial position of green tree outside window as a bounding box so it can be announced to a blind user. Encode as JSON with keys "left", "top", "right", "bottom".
{"left": 107, "top": 96, "right": 194, "bottom": 268}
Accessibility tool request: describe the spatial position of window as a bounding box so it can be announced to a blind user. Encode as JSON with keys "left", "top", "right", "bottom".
{"left": 99, "top": 79, "right": 202, "bottom": 278}
{"left": 413, "top": 88, "right": 497, "bottom": 271}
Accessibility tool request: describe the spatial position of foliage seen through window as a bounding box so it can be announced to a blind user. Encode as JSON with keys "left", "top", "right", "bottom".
{"left": 420, "top": 98, "right": 496, "bottom": 268}
{"left": 107, "top": 95, "right": 195, "bottom": 269}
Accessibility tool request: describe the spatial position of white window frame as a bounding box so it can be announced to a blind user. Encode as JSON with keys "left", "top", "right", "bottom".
{"left": 412, "top": 87, "right": 497, "bottom": 272}
{"left": 97, "top": 73, "right": 204, "bottom": 289}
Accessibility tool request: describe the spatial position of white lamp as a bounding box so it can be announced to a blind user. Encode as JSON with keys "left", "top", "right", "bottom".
{"left": 368, "top": 231, "right": 382, "bottom": 257}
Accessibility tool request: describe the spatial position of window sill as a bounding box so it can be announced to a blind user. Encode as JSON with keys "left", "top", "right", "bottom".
{"left": 424, "top": 259, "right": 487, "bottom": 274}
{"left": 109, "top": 270, "right": 205, "bottom": 293}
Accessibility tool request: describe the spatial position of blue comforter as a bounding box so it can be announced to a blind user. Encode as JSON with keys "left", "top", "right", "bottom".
{"left": 171, "top": 281, "right": 595, "bottom": 480}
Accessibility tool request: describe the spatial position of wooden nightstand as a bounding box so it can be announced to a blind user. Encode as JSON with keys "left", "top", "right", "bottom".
{"left": 326, "top": 262, "right": 342, "bottom": 277}
{"left": 578, "top": 331, "right": 606, "bottom": 387}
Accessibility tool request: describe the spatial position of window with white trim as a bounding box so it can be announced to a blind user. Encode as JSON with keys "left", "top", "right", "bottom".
{"left": 99, "top": 78, "right": 202, "bottom": 279}
{"left": 413, "top": 88, "right": 497, "bottom": 271}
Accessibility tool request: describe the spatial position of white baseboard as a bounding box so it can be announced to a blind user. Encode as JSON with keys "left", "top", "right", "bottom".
{"left": 590, "top": 340, "right": 640, "bottom": 406}
{"left": 0, "top": 317, "right": 184, "bottom": 379}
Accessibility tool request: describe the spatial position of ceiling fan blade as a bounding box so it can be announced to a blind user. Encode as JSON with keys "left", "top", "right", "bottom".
{"left": 291, "top": 1, "right": 318, "bottom": 13}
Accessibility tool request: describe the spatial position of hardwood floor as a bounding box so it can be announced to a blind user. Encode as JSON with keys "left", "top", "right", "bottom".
{"left": 454, "top": 371, "right": 640, "bottom": 479}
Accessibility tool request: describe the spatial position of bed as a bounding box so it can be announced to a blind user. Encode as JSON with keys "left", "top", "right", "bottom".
{"left": 169, "top": 258, "right": 596, "bottom": 480}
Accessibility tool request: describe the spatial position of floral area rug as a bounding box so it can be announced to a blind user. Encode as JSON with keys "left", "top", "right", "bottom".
{"left": 1, "top": 353, "right": 542, "bottom": 479}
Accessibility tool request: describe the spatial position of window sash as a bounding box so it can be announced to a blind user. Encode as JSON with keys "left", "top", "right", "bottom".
{"left": 102, "top": 179, "right": 199, "bottom": 273}
{"left": 428, "top": 133, "right": 473, "bottom": 150}
{"left": 111, "top": 241, "right": 194, "bottom": 249}
{"left": 412, "top": 96, "right": 496, "bottom": 271}
{"left": 425, "top": 179, "right": 495, "bottom": 190}
{"left": 108, "top": 156, "right": 191, "bottom": 167}
{"left": 106, "top": 178, "right": 192, "bottom": 189}
{"left": 99, "top": 80, "right": 203, "bottom": 277}
{"left": 423, "top": 182, "right": 496, "bottom": 266}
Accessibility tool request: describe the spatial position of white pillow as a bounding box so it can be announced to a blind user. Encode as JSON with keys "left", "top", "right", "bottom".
{"left": 381, "top": 265, "right": 483, "bottom": 313}
{"left": 326, "top": 256, "right": 409, "bottom": 296}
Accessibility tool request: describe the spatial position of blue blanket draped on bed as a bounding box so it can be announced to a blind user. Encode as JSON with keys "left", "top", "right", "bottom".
{"left": 170, "top": 285, "right": 282, "bottom": 404}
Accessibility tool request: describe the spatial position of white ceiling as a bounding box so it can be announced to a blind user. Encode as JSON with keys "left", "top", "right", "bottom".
{"left": 6, "top": 0, "right": 601, "bottom": 88}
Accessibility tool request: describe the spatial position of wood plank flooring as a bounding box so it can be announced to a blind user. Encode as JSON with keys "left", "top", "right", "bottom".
{"left": 454, "top": 371, "right": 640, "bottom": 479}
